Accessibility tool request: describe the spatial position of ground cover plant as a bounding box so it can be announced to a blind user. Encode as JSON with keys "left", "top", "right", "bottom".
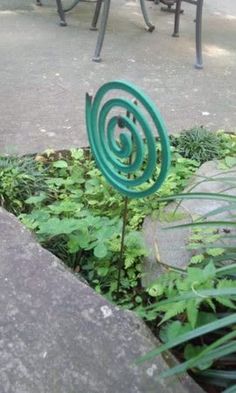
{"left": 137, "top": 162, "right": 236, "bottom": 393}
{"left": 0, "top": 155, "right": 48, "bottom": 214}
{"left": 17, "top": 144, "right": 199, "bottom": 301}
{"left": 0, "top": 129, "right": 236, "bottom": 392}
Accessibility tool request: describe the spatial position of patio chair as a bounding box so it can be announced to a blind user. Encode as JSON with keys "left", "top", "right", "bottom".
{"left": 172, "top": 0, "right": 204, "bottom": 69}
{"left": 37, "top": 0, "right": 155, "bottom": 62}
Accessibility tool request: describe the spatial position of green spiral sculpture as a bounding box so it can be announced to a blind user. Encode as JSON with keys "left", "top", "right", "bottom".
{"left": 86, "top": 80, "right": 171, "bottom": 198}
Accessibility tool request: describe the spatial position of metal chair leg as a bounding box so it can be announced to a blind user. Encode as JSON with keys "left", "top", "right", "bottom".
{"left": 172, "top": 0, "right": 182, "bottom": 37}
{"left": 90, "top": 0, "right": 103, "bottom": 31}
{"left": 139, "top": 0, "right": 155, "bottom": 32}
{"left": 92, "top": 0, "right": 111, "bottom": 62}
{"left": 56, "top": 0, "right": 67, "bottom": 26}
{"left": 195, "top": 0, "right": 203, "bottom": 69}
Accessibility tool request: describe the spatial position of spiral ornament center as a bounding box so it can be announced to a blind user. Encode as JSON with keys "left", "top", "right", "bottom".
{"left": 85, "top": 81, "right": 171, "bottom": 198}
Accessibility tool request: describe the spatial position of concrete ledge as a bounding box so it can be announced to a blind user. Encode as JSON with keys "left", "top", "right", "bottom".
{"left": 0, "top": 208, "right": 204, "bottom": 393}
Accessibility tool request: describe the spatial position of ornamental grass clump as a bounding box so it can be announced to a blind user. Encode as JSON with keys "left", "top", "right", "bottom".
{"left": 172, "top": 127, "right": 222, "bottom": 164}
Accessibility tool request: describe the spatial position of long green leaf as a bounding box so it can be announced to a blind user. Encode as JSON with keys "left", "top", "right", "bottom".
{"left": 195, "top": 171, "right": 236, "bottom": 179}
{"left": 223, "top": 385, "right": 236, "bottom": 393}
{"left": 196, "top": 177, "right": 236, "bottom": 184}
{"left": 200, "top": 204, "right": 236, "bottom": 220}
{"left": 136, "top": 314, "right": 236, "bottom": 364}
{"left": 165, "top": 221, "right": 236, "bottom": 230}
{"left": 194, "top": 173, "right": 236, "bottom": 180}
{"left": 221, "top": 235, "right": 236, "bottom": 240}
{"left": 159, "top": 329, "right": 236, "bottom": 377}
{"left": 159, "top": 192, "right": 236, "bottom": 203}
{"left": 182, "top": 174, "right": 236, "bottom": 199}
{"left": 146, "top": 288, "right": 236, "bottom": 310}
{"left": 206, "top": 245, "right": 236, "bottom": 251}
{"left": 213, "top": 254, "right": 236, "bottom": 264}
{"left": 217, "top": 264, "right": 236, "bottom": 276}
{"left": 199, "top": 370, "right": 236, "bottom": 382}
{"left": 160, "top": 341, "right": 236, "bottom": 379}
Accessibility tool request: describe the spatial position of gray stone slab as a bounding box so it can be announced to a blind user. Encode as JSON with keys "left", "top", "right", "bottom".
{"left": 181, "top": 160, "right": 236, "bottom": 220}
{"left": 0, "top": 0, "right": 235, "bottom": 155}
{"left": 142, "top": 161, "right": 236, "bottom": 285}
{"left": 0, "top": 207, "right": 204, "bottom": 393}
{"left": 142, "top": 204, "right": 192, "bottom": 287}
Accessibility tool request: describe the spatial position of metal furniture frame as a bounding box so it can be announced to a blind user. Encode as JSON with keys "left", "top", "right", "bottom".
{"left": 37, "top": 0, "right": 155, "bottom": 62}
{"left": 172, "top": 0, "right": 204, "bottom": 68}
{"left": 159, "top": 0, "right": 176, "bottom": 12}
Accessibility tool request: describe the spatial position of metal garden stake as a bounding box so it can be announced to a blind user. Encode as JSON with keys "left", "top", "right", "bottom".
{"left": 86, "top": 80, "right": 171, "bottom": 297}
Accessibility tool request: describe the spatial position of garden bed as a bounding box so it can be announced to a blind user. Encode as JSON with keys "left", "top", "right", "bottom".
{"left": 1, "top": 128, "right": 236, "bottom": 392}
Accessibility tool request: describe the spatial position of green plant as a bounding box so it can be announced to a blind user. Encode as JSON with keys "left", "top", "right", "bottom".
{"left": 16, "top": 146, "right": 198, "bottom": 300}
{"left": 18, "top": 150, "right": 150, "bottom": 300}
{"left": 138, "top": 168, "right": 236, "bottom": 392}
{"left": 171, "top": 127, "right": 222, "bottom": 164}
{"left": 223, "top": 385, "right": 236, "bottom": 393}
{"left": 217, "top": 131, "right": 236, "bottom": 160}
{"left": 1, "top": 131, "right": 236, "bottom": 393}
{"left": 0, "top": 155, "right": 48, "bottom": 214}
{"left": 140, "top": 263, "right": 236, "bottom": 389}
{"left": 187, "top": 227, "right": 227, "bottom": 266}
{"left": 138, "top": 311, "right": 236, "bottom": 384}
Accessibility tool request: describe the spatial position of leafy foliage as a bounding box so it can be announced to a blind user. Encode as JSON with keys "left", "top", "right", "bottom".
{"left": 0, "top": 155, "right": 48, "bottom": 214}
{"left": 14, "top": 144, "right": 198, "bottom": 302}
{"left": 171, "top": 128, "right": 236, "bottom": 164}
{"left": 138, "top": 262, "right": 236, "bottom": 326}
{"left": 138, "top": 165, "right": 236, "bottom": 392}
{"left": 1, "top": 131, "right": 236, "bottom": 393}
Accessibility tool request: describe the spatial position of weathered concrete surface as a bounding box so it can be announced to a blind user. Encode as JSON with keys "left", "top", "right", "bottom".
{"left": 0, "top": 0, "right": 235, "bottom": 155}
{"left": 142, "top": 161, "right": 236, "bottom": 285}
{"left": 142, "top": 204, "right": 192, "bottom": 286}
{"left": 0, "top": 207, "right": 204, "bottom": 393}
{"left": 181, "top": 160, "right": 236, "bottom": 219}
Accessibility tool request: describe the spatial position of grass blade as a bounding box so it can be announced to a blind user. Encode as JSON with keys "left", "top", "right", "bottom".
{"left": 160, "top": 341, "right": 236, "bottom": 379}
{"left": 146, "top": 288, "right": 236, "bottom": 310}
{"left": 199, "top": 370, "right": 236, "bottom": 382}
{"left": 223, "top": 385, "right": 236, "bottom": 393}
{"left": 216, "top": 264, "right": 236, "bottom": 277}
{"left": 200, "top": 204, "right": 236, "bottom": 220}
{"left": 159, "top": 192, "right": 236, "bottom": 203}
{"left": 165, "top": 221, "right": 236, "bottom": 230}
{"left": 157, "top": 329, "right": 236, "bottom": 378}
{"left": 136, "top": 314, "right": 236, "bottom": 364}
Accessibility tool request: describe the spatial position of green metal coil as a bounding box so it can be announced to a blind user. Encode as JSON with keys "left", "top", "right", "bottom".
{"left": 86, "top": 80, "right": 171, "bottom": 198}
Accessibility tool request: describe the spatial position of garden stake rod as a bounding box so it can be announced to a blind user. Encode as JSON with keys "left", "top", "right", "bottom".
{"left": 116, "top": 195, "right": 129, "bottom": 296}
{"left": 116, "top": 104, "right": 137, "bottom": 297}
{"left": 85, "top": 80, "right": 171, "bottom": 296}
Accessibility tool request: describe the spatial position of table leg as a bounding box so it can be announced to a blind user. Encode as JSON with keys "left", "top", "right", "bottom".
{"left": 92, "top": 0, "right": 111, "bottom": 62}
{"left": 195, "top": 0, "right": 203, "bottom": 68}
{"left": 90, "top": 0, "right": 103, "bottom": 31}
{"left": 172, "top": 0, "right": 182, "bottom": 37}
{"left": 139, "top": 0, "right": 155, "bottom": 32}
{"left": 56, "top": 0, "right": 67, "bottom": 25}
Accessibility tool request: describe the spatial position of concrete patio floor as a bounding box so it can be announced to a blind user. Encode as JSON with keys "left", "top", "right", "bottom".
{"left": 0, "top": 0, "right": 235, "bottom": 155}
